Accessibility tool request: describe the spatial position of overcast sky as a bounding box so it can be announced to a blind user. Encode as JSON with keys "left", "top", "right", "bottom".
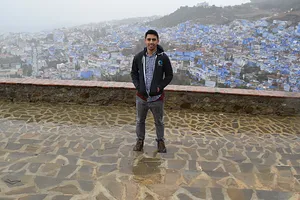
{"left": 0, "top": 0, "right": 250, "bottom": 32}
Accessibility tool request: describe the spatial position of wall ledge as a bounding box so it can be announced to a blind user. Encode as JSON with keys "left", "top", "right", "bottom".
{"left": 1, "top": 78, "right": 299, "bottom": 99}
{"left": 1, "top": 78, "right": 300, "bottom": 115}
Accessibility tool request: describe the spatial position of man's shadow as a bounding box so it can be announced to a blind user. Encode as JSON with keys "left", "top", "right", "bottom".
{"left": 132, "top": 152, "right": 164, "bottom": 185}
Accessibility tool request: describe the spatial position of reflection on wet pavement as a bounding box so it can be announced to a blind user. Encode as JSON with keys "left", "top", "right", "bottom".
{"left": 0, "top": 100, "right": 299, "bottom": 199}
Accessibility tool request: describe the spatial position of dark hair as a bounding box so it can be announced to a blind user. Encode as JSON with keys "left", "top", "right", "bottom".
{"left": 145, "top": 29, "right": 159, "bottom": 40}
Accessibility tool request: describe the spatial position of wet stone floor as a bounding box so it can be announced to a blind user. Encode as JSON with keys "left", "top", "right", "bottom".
{"left": 0, "top": 100, "right": 299, "bottom": 200}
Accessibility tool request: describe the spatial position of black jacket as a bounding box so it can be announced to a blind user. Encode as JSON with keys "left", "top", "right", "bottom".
{"left": 131, "top": 45, "right": 173, "bottom": 98}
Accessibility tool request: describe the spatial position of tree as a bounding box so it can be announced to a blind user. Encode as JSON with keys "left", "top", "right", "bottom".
{"left": 75, "top": 63, "right": 80, "bottom": 71}
{"left": 217, "top": 83, "right": 229, "bottom": 88}
{"left": 22, "top": 64, "right": 33, "bottom": 77}
{"left": 256, "top": 72, "right": 269, "bottom": 83}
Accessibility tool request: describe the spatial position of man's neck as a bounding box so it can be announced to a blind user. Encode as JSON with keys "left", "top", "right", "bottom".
{"left": 147, "top": 49, "right": 157, "bottom": 56}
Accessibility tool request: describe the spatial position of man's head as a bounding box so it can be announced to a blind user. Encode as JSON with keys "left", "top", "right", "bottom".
{"left": 145, "top": 29, "right": 159, "bottom": 53}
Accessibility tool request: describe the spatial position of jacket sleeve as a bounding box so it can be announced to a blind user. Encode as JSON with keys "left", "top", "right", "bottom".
{"left": 130, "top": 56, "right": 140, "bottom": 91}
{"left": 158, "top": 55, "right": 173, "bottom": 90}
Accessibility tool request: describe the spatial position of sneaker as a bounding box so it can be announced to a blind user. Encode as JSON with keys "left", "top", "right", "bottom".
{"left": 157, "top": 139, "right": 167, "bottom": 153}
{"left": 133, "top": 139, "right": 144, "bottom": 151}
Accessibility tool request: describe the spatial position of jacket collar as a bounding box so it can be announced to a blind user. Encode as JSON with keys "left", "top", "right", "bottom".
{"left": 144, "top": 45, "right": 164, "bottom": 56}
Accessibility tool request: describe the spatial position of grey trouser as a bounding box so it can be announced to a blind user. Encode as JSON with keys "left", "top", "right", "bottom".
{"left": 136, "top": 96, "right": 164, "bottom": 141}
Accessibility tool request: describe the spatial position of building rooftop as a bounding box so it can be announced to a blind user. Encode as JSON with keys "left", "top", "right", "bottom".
{"left": 0, "top": 100, "right": 299, "bottom": 199}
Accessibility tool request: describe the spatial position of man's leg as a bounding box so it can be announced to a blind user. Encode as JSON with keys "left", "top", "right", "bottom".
{"left": 134, "top": 96, "right": 148, "bottom": 151}
{"left": 149, "top": 100, "right": 166, "bottom": 153}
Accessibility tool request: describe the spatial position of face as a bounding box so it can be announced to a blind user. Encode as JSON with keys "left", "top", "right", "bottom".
{"left": 145, "top": 34, "right": 159, "bottom": 52}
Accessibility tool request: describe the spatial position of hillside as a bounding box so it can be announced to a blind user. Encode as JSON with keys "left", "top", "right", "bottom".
{"left": 250, "top": 0, "right": 300, "bottom": 11}
{"left": 107, "top": 16, "right": 160, "bottom": 25}
{"left": 268, "top": 11, "right": 300, "bottom": 26}
{"left": 148, "top": 0, "right": 300, "bottom": 28}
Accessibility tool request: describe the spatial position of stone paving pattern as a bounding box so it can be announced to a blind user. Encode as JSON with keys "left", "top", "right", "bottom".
{"left": 0, "top": 100, "right": 299, "bottom": 199}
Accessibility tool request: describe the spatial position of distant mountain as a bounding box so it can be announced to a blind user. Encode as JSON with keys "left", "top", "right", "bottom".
{"left": 107, "top": 16, "right": 160, "bottom": 25}
{"left": 147, "top": 0, "right": 300, "bottom": 28}
{"left": 147, "top": 4, "right": 268, "bottom": 28}
{"left": 250, "top": 0, "right": 300, "bottom": 11}
{"left": 73, "top": 16, "right": 160, "bottom": 30}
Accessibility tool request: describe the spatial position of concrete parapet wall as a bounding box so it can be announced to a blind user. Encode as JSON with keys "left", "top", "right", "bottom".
{"left": 0, "top": 78, "right": 299, "bottom": 115}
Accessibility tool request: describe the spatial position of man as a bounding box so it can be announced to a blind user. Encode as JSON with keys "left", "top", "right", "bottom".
{"left": 131, "top": 29, "right": 173, "bottom": 153}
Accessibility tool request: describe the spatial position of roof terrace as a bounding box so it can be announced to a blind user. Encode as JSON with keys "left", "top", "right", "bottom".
{"left": 0, "top": 79, "right": 299, "bottom": 199}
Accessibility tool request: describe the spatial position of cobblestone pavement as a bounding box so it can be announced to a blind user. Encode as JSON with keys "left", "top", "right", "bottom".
{"left": 0, "top": 100, "right": 299, "bottom": 200}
